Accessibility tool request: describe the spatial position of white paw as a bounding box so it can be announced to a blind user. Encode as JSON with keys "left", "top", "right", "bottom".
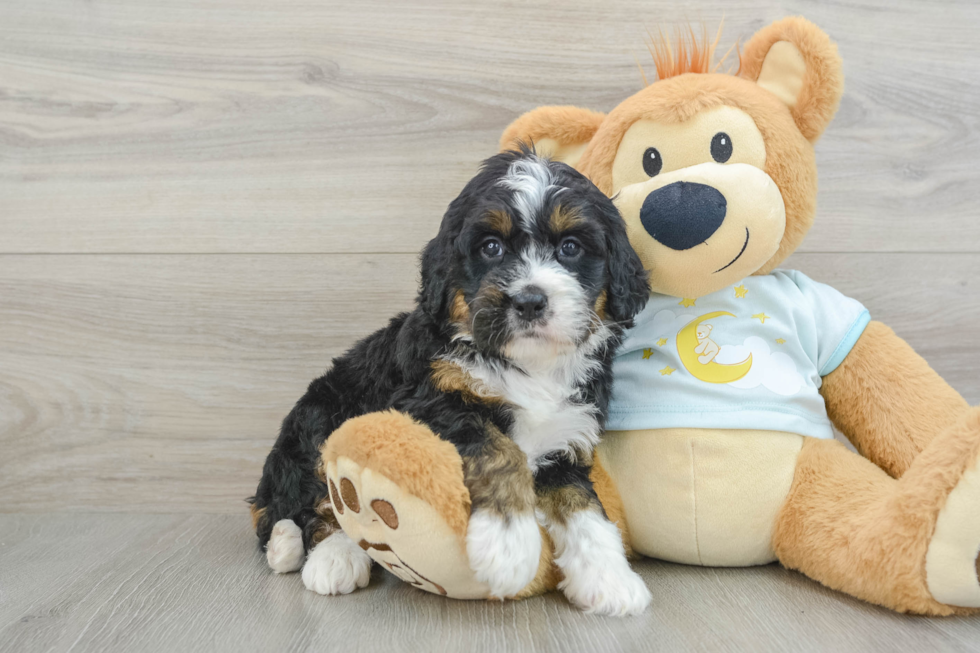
{"left": 466, "top": 509, "right": 541, "bottom": 599}
{"left": 266, "top": 519, "right": 305, "bottom": 573}
{"left": 560, "top": 560, "right": 652, "bottom": 616}
{"left": 550, "top": 510, "right": 652, "bottom": 616}
{"left": 301, "top": 531, "right": 373, "bottom": 595}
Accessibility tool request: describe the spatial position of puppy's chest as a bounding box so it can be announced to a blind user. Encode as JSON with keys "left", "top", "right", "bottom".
{"left": 495, "top": 369, "right": 601, "bottom": 469}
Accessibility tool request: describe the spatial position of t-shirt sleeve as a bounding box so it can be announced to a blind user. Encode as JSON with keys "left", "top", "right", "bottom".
{"left": 787, "top": 270, "right": 871, "bottom": 376}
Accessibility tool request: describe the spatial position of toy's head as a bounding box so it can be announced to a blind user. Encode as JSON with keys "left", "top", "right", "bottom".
{"left": 501, "top": 17, "right": 843, "bottom": 298}
{"left": 696, "top": 324, "right": 713, "bottom": 340}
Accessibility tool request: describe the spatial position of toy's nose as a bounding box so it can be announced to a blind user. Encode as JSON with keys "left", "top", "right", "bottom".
{"left": 639, "top": 181, "right": 727, "bottom": 250}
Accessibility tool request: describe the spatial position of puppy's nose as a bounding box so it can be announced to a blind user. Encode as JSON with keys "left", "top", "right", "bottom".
{"left": 512, "top": 288, "right": 548, "bottom": 322}
{"left": 640, "top": 181, "right": 727, "bottom": 250}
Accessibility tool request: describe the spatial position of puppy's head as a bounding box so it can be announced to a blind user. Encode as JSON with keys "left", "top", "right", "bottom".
{"left": 420, "top": 148, "right": 649, "bottom": 363}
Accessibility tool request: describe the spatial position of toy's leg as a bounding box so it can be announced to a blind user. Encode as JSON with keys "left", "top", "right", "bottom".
{"left": 773, "top": 409, "right": 980, "bottom": 615}
{"left": 321, "top": 410, "right": 559, "bottom": 600}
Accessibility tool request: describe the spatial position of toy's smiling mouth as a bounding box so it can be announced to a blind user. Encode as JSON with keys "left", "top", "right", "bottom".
{"left": 714, "top": 228, "right": 750, "bottom": 273}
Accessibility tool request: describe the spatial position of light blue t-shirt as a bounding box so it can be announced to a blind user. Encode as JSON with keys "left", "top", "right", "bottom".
{"left": 606, "top": 270, "right": 870, "bottom": 439}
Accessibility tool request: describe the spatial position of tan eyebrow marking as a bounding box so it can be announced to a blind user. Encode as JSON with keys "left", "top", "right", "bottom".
{"left": 483, "top": 210, "right": 513, "bottom": 236}
{"left": 549, "top": 205, "right": 584, "bottom": 233}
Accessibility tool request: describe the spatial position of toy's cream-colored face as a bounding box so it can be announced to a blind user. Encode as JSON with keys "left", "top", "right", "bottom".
{"left": 611, "top": 105, "right": 786, "bottom": 299}
{"left": 500, "top": 18, "right": 845, "bottom": 300}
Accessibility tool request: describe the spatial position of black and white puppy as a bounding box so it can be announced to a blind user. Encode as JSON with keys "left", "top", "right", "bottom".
{"left": 250, "top": 149, "right": 651, "bottom": 615}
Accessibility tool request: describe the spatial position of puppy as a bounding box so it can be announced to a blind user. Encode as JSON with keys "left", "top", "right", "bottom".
{"left": 250, "top": 149, "right": 651, "bottom": 615}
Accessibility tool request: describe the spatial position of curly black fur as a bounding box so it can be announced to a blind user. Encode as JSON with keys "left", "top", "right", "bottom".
{"left": 249, "top": 148, "right": 649, "bottom": 552}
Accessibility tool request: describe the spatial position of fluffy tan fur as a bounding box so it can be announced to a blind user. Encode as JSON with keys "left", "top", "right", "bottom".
{"left": 822, "top": 321, "right": 971, "bottom": 478}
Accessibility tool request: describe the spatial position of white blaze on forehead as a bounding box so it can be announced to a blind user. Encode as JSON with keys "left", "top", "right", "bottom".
{"left": 498, "top": 156, "right": 560, "bottom": 232}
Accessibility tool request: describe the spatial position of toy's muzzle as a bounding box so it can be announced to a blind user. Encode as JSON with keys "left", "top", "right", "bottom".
{"left": 640, "top": 182, "right": 727, "bottom": 250}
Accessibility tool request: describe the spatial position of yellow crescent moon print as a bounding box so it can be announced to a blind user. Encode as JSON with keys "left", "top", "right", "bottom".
{"left": 676, "top": 311, "right": 753, "bottom": 384}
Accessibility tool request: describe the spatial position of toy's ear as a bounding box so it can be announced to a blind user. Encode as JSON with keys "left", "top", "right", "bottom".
{"left": 741, "top": 16, "right": 843, "bottom": 142}
{"left": 499, "top": 106, "right": 605, "bottom": 169}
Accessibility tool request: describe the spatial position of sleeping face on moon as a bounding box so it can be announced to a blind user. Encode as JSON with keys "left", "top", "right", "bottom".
{"left": 678, "top": 312, "right": 752, "bottom": 383}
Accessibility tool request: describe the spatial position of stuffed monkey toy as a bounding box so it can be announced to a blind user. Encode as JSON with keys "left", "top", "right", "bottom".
{"left": 316, "top": 17, "right": 980, "bottom": 615}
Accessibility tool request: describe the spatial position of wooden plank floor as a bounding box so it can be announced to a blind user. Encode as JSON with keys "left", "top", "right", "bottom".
{"left": 2, "top": 0, "right": 980, "bottom": 650}
{"left": 2, "top": 514, "right": 980, "bottom": 653}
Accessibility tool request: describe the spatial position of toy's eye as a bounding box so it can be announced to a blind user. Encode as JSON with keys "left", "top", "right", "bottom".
{"left": 558, "top": 238, "right": 582, "bottom": 259}
{"left": 642, "top": 147, "right": 663, "bottom": 177}
{"left": 711, "top": 132, "right": 733, "bottom": 163}
{"left": 480, "top": 238, "right": 504, "bottom": 260}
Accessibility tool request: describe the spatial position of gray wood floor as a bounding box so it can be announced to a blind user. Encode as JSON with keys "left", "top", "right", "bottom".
{"left": 2, "top": 0, "right": 980, "bottom": 650}
{"left": 2, "top": 514, "right": 980, "bottom": 653}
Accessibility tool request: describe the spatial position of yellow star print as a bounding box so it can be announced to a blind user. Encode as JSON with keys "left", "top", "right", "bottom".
{"left": 642, "top": 348, "right": 654, "bottom": 359}
{"left": 734, "top": 284, "right": 747, "bottom": 298}
{"left": 775, "top": 338, "right": 786, "bottom": 345}
{"left": 659, "top": 366, "right": 676, "bottom": 376}
{"left": 656, "top": 338, "right": 668, "bottom": 346}
{"left": 678, "top": 298, "right": 697, "bottom": 307}
{"left": 753, "top": 313, "right": 771, "bottom": 324}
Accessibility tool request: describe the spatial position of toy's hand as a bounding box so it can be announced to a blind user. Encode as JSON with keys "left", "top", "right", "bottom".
{"left": 466, "top": 508, "right": 542, "bottom": 599}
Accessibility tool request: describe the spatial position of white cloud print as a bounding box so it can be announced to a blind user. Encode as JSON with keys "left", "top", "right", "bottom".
{"left": 715, "top": 337, "right": 804, "bottom": 396}
{"left": 645, "top": 309, "right": 805, "bottom": 396}
{"left": 649, "top": 309, "right": 695, "bottom": 337}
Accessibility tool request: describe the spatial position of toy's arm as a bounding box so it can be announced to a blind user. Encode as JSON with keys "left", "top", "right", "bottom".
{"left": 820, "top": 320, "right": 970, "bottom": 478}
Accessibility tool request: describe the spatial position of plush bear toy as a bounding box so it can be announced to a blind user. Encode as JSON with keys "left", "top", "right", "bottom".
{"left": 319, "top": 16, "right": 980, "bottom": 615}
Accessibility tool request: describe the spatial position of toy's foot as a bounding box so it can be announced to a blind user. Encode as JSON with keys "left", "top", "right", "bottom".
{"left": 466, "top": 509, "right": 542, "bottom": 599}
{"left": 324, "top": 453, "right": 490, "bottom": 598}
{"left": 926, "top": 440, "right": 980, "bottom": 608}
{"left": 322, "top": 411, "right": 558, "bottom": 600}
{"left": 301, "top": 530, "right": 372, "bottom": 595}
{"left": 266, "top": 519, "right": 305, "bottom": 573}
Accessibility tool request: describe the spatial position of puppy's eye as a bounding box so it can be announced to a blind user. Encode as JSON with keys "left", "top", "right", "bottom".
{"left": 558, "top": 238, "right": 582, "bottom": 259}
{"left": 480, "top": 238, "right": 504, "bottom": 259}
{"left": 642, "top": 147, "right": 663, "bottom": 177}
{"left": 711, "top": 132, "right": 733, "bottom": 163}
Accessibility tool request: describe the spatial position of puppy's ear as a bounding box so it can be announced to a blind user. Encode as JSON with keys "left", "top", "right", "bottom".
{"left": 418, "top": 200, "right": 465, "bottom": 318}
{"left": 500, "top": 106, "right": 605, "bottom": 169}
{"left": 418, "top": 231, "right": 454, "bottom": 318}
{"left": 601, "top": 202, "right": 650, "bottom": 326}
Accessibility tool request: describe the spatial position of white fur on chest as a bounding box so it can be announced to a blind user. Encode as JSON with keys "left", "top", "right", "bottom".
{"left": 454, "top": 344, "right": 605, "bottom": 471}
{"left": 506, "top": 372, "right": 601, "bottom": 470}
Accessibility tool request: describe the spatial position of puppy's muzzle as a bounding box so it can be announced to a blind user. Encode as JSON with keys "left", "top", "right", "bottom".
{"left": 511, "top": 286, "right": 548, "bottom": 323}
{"left": 640, "top": 181, "right": 727, "bottom": 250}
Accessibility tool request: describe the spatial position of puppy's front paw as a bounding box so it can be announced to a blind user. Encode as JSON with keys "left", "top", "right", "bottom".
{"left": 553, "top": 510, "right": 652, "bottom": 616}
{"left": 560, "top": 562, "right": 652, "bottom": 617}
{"left": 266, "top": 519, "right": 305, "bottom": 573}
{"left": 466, "top": 509, "right": 541, "bottom": 599}
{"left": 301, "top": 531, "right": 372, "bottom": 595}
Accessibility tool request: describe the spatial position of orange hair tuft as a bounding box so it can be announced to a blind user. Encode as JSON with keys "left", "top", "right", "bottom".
{"left": 640, "top": 22, "right": 742, "bottom": 84}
